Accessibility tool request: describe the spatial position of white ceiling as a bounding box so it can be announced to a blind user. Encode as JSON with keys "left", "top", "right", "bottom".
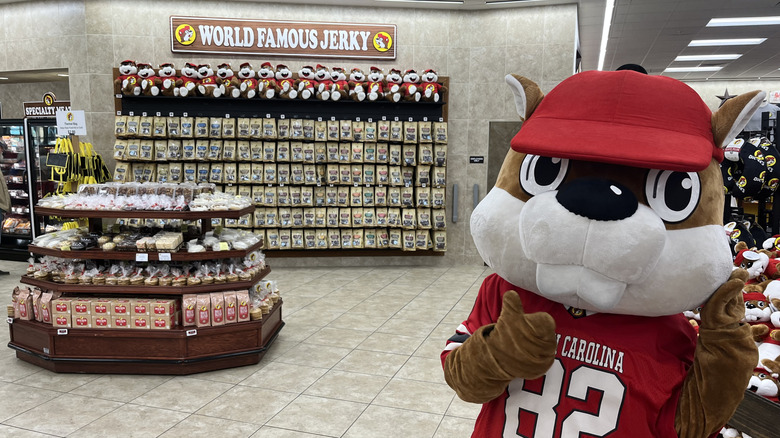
{"left": 4, "top": 0, "right": 780, "bottom": 83}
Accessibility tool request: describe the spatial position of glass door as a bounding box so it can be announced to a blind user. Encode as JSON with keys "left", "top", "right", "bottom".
{"left": 0, "top": 119, "right": 32, "bottom": 256}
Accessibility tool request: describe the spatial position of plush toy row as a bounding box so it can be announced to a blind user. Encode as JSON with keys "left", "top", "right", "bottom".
{"left": 114, "top": 61, "right": 447, "bottom": 103}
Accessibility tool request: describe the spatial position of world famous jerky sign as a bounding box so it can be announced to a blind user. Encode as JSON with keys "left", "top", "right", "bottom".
{"left": 170, "top": 16, "right": 397, "bottom": 60}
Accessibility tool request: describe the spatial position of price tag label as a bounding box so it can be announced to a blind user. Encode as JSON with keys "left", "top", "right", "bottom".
{"left": 6, "top": 317, "right": 13, "bottom": 324}
{"left": 225, "top": 113, "right": 230, "bottom": 118}
{"left": 156, "top": 112, "right": 161, "bottom": 117}
{"left": 186, "top": 329, "right": 197, "bottom": 336}
{"left": 356, "top": 117, "right": 361, "bottom": 122}
{"left": 423, "top": 117, "right": 428, "bottom": 122}
{"left": 128, "top": 111, "right": 135, "bottom": 116}
{"left": 280, "top": 114, "right": 285, "bottom": 119}
{"left": 135, "top": 253, "right": 149, "bottom": 262}
{"left": 116, "top": 111, "right": 122, "bottom": 116}
{"left": 183, "top": 112, "right": 188, "bottom": 117}
{"left": 57, "top": 329, "right": 68, "bottom": 336}
{"left": 408, "top": 117, "right": 413, "bottom": 122}
{"left": 142, "top": 112, "right": 148, "bottom": 117}
{"left": 169, "top": 112, "right": 174, "bottom": 117}
{"left": 158, "top": 253, "right": 172, "bottom": 261}
{"left": 115, "top": 94, "right": 122, "bottom": 99}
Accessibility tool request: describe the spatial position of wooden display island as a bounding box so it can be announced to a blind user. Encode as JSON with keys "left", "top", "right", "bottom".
{"left": 7, "top": 205, "right": 284, "bottom": 375}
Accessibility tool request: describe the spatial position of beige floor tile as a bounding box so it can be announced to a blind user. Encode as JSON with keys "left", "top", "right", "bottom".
{"left": 303, "top": 327, "right": 371, "bottom": 349}
{"left": 266, "top": 395, "right": 366, "bottom": 436}
{"left": 68, "top": 404, "right": 189, "bottom": 438}
{"left": 240, "top": 362, "right": 328, "bottom": 393}
{"left": 14, "top": 369, "right": 100, "bottom": 392}
{"left": 160, "top": 414, "right": 261, "bottom": 438}
{"left": 327, "top": 312, "right": 389, "bottom": 332}
{"left": 263, "top": 339, "right": 299, "bottom": 361}
{"left": 0, "top": 355, "right": 44, "bottom": 383}
{"left": 0, "top": 383, "right": 60, "bottom": 422}
{"left": 196, "top": 386, "right": 296, "bottom": 424}
{"left": 275, "top": 343, "right": 352, "bottom": 369}
{"left": 284, "top": 308, "right": 345, "bottom": 327}
{"left": 303, "top": 369, "right": 390, "bottom": 404}
{"left": 377, "top": 317, "right": 439, "bottom": 338}
{"left": 446, "top": 396, "right": 482, "bottom": 420}
{"left": 393, "top": 305, "right": 450, "bottom": 323}
{"left": 5, "top": 393, "right": 122, "bottom": 436}
{"left": 414, "top": 337, "right": 448, "bottom": 359}
{"left": 251, "top": 426, "right": 333, "bottom": 437}
{"left": 185, "top": 362, "right": 263, "bottom": 384}
{"left": 131, "top": 377, "right": 233, "bottom": 413}
{"left": 434, "top": 415, "right": 476, "bottom": 437}
{"left": 357, "top": 332, "right": 425, "bottom": 355}
{"left": 275, "top": 323, "right": 321, "bottom": 343}
{"left": 0, "top": 424, "right": 54, "bottom": 437}
{"left": 334, "top": 349, "right": 409, "bottom": 377}
{"left": 70, "top": 374, "right": 172, "bottom": 402}
{"left": 373, "top": 379, "right": 455, "bottom": 415}
{"left": 343, "top": 405, "right": 441, "bottom": 438}
{"left": 396, "top": 356, "right": 447, "bottom": 384}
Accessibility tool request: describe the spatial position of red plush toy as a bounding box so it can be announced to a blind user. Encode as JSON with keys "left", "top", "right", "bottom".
{"left": 348, "top": 67, "right": 367, "bottom": 102}
{"left": 196, "top": 64, "right": 220, "bottom": 97}
{"left": 257, "top": 62, "right": 279, "bottom": 99}
{"left": 314, "top": 64, "right": 333, "bottom": 101}
{"left": 420, "top": 68, "right": 446, "bottom": 103}
{"left": 156, "top": 63, "right": 180, "bottom": 97}
{"left": 401, "top": 69, "right": 421, "bottom": 102}
{"left": 275, "top": 64, "right": 298, "bottom": 99}
{"left": 236, "top": 62, "right": 258, "bottom": 99}
{"left": 216, "top": 63, "right": 240, "bottom": 99}
{"left": 115, "top": 60, "right": 140, "bottom": 96}
{"left": 296, "top": 65, "right": 318, "bottom": 100}
{"left": 366, "top": 66, "right": 385, "bottom": 102}
{"left": 385, "top": 68, "right": 403, "bottom": 102}
{"left": 177, "top": 62, "right": 199, "bottom": 97}
{"left": 137, "top": 63, "right": 159, "bottom": 97}
{"left": 330, "top": 66, "right": 350, "bottom": 101}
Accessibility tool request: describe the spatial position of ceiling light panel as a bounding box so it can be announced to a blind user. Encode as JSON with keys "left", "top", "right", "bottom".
{"left": 664, "top": 66, "right": 723, "bottom": 73}
{"left": 674, "top": 54, "right": 742, "bottom": 61}
{"left": 707, "top": 16, "right": 780, "bottom": 27}
{"left": 688, "top": 38, "right": 767, "bottom": 46}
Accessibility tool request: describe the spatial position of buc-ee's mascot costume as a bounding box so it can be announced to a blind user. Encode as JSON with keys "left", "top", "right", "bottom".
{"left": 442, "top": 68, "right": 763, "bottom": 438}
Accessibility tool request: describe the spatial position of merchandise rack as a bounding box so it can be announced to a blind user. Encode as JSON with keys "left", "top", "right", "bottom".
{"left": 113, "top": 69, "right": 449, "bottom": 256}
{"left": 7, "top": 205, "right": 284, "bottom": 374}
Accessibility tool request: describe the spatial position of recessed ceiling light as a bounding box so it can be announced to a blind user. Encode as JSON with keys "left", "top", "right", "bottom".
{"left": 597, "top": 0, "right": 615, "bottom": 71}
{"left": 664, "top": 66, "right": 723, "bottom": 73}
{"left": 57, "top": 73, "right": 69, "bottom": 77}
{"left": 674, "top": 54, "right": 742, "bottom": 61}
{"left": 689, "top": 38, "right": 767, "bottom": 46}
{"left": 707, "top": 16, "right": 780, "bottom": 27}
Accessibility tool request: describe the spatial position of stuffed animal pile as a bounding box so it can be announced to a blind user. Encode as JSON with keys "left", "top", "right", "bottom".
{"left": 115, "top": 61, "right": 447, "bottom": 103}
{"left": 444, "top": 68, "right": 766, "bottom": 437}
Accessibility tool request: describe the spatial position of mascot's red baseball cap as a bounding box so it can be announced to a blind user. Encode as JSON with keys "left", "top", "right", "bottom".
{"left": 743, "top": 292, "right": 767, "bottom": 304}
{"left": 510, "top": 70, "right": 718, "bottom": 172}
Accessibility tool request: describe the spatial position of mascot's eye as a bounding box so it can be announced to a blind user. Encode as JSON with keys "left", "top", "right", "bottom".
{"left": 644, "top": 170, "right": 701, "bottom": 223}
{"left": 759, "top": 373, "right": 767, "bottom": 378}
{"left": 519, "top": 155, "right": 569, "bottom": 196}
{"left": 758, "top": 301, "right": 766, "bottom": 308}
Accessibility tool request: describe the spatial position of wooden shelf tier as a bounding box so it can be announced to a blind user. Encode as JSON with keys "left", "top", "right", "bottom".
{"left": 20, "top": 265, "right": 271, "bottom": 295}
{"left": 7, "top": 300, "right": 283, "bottom": 375}
{"left": 34, "top": 206, "right": 254, "bottom": 220}
{"left": 28, "top": 239, "right": 263, "bottom": 261}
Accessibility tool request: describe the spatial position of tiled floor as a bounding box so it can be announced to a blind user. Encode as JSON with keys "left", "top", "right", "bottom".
{"left": 0, "top": 259, "right": 489, "bottom": 437}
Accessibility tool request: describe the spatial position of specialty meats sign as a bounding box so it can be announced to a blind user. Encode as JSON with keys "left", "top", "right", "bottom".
{"left": 170, "top": 16, "right": 396, "bottom": 60}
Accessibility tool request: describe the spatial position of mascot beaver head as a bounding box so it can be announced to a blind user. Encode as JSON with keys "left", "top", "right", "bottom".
{"left": 472, "top": 70, "right": 765, "bottom": 316}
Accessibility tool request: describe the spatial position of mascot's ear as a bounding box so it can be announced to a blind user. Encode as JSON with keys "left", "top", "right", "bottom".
{"left": 505, "top": 74, "right": 544, "bottom": 121}
{"left": 712, "top": 90, "right": 766, "bottom": 148}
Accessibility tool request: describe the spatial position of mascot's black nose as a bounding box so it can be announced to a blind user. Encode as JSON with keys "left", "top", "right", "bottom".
{"left": 556, "top": 179, "right": 638, "bottom": 221}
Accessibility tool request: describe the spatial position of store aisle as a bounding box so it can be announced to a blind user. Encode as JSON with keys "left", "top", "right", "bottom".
{"left": 0, "top": 260, "right": 488, "bottom": 437}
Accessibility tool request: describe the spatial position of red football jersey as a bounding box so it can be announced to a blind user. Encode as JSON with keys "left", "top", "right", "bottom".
{"left": 442, "top": 274, "right": 697, "bottom": 438}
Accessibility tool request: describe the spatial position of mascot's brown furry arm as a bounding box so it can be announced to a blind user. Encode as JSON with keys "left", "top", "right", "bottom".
{"left": 442, "top": 70, "right": 761, "bottom": 438}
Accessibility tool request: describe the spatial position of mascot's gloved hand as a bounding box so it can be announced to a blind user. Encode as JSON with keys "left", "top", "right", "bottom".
{"left": 444, "top": 291, "right": 557, "bottom": 403}
{"left": 676, "top": 268, "right": 757, "bottom": 438}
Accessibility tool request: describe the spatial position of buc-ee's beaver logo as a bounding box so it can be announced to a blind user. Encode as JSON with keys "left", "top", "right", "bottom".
{"left": 373, "top": 31, "right": 392, "bottom": 52}
{"left": 738, "top": 176, "right": 748, "bottom": 187}
{"left": 175, "top": 24, "right": 196, "bottom": 46}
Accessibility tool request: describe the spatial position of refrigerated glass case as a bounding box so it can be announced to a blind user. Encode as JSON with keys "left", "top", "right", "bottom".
{"left": 0, "top": 119, "right": 30, "bottom": 258}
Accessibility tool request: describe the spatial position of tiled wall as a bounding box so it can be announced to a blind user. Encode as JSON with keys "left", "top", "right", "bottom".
{"left": 0, "top": 0, "right": 577, "bottom": 266}
{"left": 0, "top": 81, "right": 70, "bottom": 119}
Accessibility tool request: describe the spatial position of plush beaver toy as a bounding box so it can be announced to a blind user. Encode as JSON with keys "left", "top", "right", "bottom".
{"left": 443, "top": 70, "right": 763, "bottom": 438}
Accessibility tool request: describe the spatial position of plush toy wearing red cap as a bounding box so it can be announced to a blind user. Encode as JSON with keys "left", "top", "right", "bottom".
{"left": 216, "top": 63, "right": 240, "bottom": 99}
{"left": 257, "top": 62, "right": 279, "bottom": 99}
{"left": 366, "top": 66, "right": 385, "bottom": 101}
{"left": 385, "top": 68, "right": 403, "bottom": 102}
{"left": 348, "top": 67, "right": 367, "bottom": 102}
{"left": 236, "top": 63, "right": 258, "bottom": 99}
{"left": 155, "top": 63, "right": 180, "bottom": 97}
{"left": 296, "top": 65, "right": 318, "bottom": 100}
{"left": 420, "top": 69, "right": 446, "bottom": 103}
{"left": 401, "top": 69, "right": 421, "bottom": 102}
{"left": 275, "top": 64, "right": 298, "bottom": 99}
{"left": 177, "top": 62, "right": 199, "bottom": 97}
{"left": 196, "top": 64, "right": 220, "bottom": 97}
{"left": 443, "top": 70, "right": 765, "bottom": 438}
{"left": 314, "top": 64, "right": 332, "bottom": 101}
{"left": 330, "top": 67, "right": 350, "bottom": 101}
{"left": 137, "top": 63, "right": 158, "bottom": 97}
{"left": 115, "top": 60, "right": 140, "bottom": 96}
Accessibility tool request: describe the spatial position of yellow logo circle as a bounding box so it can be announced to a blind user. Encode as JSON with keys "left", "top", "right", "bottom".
{"left": 175, "top": 24, "right": 197, "bottom": 46}
{"left": 67, "top": 112, "right": 74, "bottom": 121}
{"left": 373, "top": 32, "right": 392, "bottom": 52}
{"left": 43, "top": 94, "right": 54, "bottom": 106}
